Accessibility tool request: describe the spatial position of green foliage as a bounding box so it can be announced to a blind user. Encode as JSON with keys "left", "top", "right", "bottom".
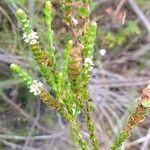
{"left": 16, "top": 9, "right": 32, "bottom": 34}
{"left": 111, "top": 85, "right": 150, "bottom": 150}
{"left": 142, "top": 100, "right": 150, "bottom": 107}
{"left": 10, "top": 1, "right": 150, "bottom": 150}
{"left": 80, "top": 22, "right": 97, "bottom": 58}
{"left": 44, "top": 1, "right": 56, "bottom": 64}
{"left": 78, "top": 7, "right": 90, "bottom": 18}
{"left": 11, "top": 1, "right": 99, "bottom": 149}
{"left": 10, "top": 64, "right": 33, "bottom": 86}
{"left": 99, "top": 21, "right": 140, "bottom": 49}
{"left": 111, "top": 132, "right": 129, "bottom": 150}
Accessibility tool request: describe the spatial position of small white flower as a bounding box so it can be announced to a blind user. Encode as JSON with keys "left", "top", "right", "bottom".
{"left": 24, "top": 38, "right": 30, "bottom": 43}
{"left": 84, "top": 57, "right": 94, "bottom": 72}
{"left": 23, "top": 33, "right": 29, "bottom": 43}
{"left": 99, "top": 49, "right": 107, "bottom": 56}
{"left": 84, "top": 58, "right": 94, "bottom": 66}
{"left": 72, "top": 17, "right": 78, "bottom": 25}
{"left": 23, "top": 33, "right": 27, "bottom": 39}
{"left": 29, "top": 80, "right": 43, "bottom": 96}
{"left": 28, "top": 31, "right": 39, "bottom": 40}
{"left": 89, "top": 66, "right": 93, "bottom": 72}
{"left": 23, "top": 31, "right": 39, "bottom": 44}
{"left": 30, "top": 39, "right": 38, "bottom": 45}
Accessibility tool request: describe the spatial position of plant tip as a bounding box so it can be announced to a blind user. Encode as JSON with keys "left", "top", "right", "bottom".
{"left": 16, "top": 9, "right": 25, "bottom": 15}
{"left": 10, "top": 63, "right": 17, "bottom": 69}
{"left": 46, "top": 0, "right": 51, "bottom": 5}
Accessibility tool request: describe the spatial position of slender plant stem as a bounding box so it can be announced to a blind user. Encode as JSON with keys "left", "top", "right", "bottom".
{"left": 69, "top": 119, "right": 88, "bottom": 150}
{"left": 84, "top": 101, "right": 99, "bottom": 150}
{"left": 111, "top": 104, "right": 148, "bottom": 150}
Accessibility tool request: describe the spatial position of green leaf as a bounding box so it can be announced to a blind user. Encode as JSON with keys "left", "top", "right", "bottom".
{"left": 79, "top": 8, "right": 90, "bottom": 18}
{"left": 142, "top": 100, "right": 150, "bottom": 108}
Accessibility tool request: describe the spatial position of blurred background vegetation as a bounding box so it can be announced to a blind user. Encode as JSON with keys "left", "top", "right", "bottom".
{"left": 0, "top": 0, "right": 150, "bottom": 149}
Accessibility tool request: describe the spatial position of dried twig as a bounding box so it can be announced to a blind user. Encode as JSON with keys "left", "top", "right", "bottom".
{"left": 2, "top": 94, "right": 53, "bottom": 133}
{"left": 0, "top": 131, "right": 68, "bottom": 141}
{"left": 114, "top": 0, "right": 127, "bottom": 18}
{"left": 22, "top": 100, "right": 41, "bottom": 150}
{"left": 128, "top": 0, "right": 150, "bottom": 33}
{"left": 141, "top": 128, "right": 150, "bottom": 150}
{"left": 1, "top": 140, "right": 36, "bottom": 150}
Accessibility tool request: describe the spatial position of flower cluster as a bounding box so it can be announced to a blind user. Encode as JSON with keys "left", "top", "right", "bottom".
{"left": 23, "top": 31, "right": 39, "bottom": 45}
{"left": 16, "top": 9, "right": 39, "bottom": 45}
{"left": 29, "top": 80, "right": 43, "bottom": 96}
{"left": 84, "top": 57, "right": 94, "bottom": 71}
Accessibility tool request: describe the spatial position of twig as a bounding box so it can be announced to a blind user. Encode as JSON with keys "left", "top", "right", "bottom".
{"left": 141, "top": 128, "right": 150, "bottom": 150}
{"left": 2, "top": 94, "right": 52, "bottom": 133}
{"left": 1, "top": 140, "right": 36, "bottom": 150}
{"left": 104, "top": 42, "right": 150, "bottom": 66}
{"left": 0, "top": 131, "right": 67, "bottom": 141}
{"left": 126, "top": 135, "right": 150, "bottom": 148}
{"left": 57, "top": 113, "right": 65, "bottom": 130}
{"left": 114, "top": 0, "right": 127, "bottom": 18}
{"left": 90, "top": 77, "right": 150, "bottom": 88}
{"left": 0, "top": 5, "right": 17, "bottom": 51}
{"left": 0, "top": 52, "right": 29, "bottom": 67}
{"left": 22, "top": 100, "right": 41, "bottom": 150}
{"left": 28, "top": 0, "right": 35, "bottom": 26}
{"left": 128, "top": 0, "right": 150, "bottom": 33}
